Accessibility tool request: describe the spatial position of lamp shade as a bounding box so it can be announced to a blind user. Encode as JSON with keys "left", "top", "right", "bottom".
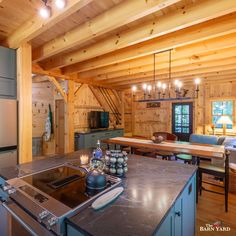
{"left": 216, "top": 115, "right": 233, "bottom": 125}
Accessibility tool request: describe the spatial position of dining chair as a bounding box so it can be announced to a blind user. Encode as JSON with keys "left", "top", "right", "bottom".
{"left": 197, "top": 150, "right": 230, "bottom": 212}
{"left": 153, "top": 132, "right": 178, "bottom": 160}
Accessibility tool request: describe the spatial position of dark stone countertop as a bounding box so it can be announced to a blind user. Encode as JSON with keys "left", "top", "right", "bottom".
{"left": 0, "top": 151, "right": 197, "bottom": 236}
{"left": 67, "top": 155, "right": 197, "bottom": 236}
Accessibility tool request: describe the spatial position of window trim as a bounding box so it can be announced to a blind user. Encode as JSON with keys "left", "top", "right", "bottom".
{"left": 211, "top": 99, "right": 234, "bottom": 130}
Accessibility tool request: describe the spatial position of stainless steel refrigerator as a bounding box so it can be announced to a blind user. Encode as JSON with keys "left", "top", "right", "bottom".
{"left": 0, "top": 99, "right": 17, "bottom": 168}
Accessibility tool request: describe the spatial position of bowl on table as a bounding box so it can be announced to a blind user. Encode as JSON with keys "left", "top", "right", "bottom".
{"left": 151, "top": 135, "right": 164, "bottom": 143}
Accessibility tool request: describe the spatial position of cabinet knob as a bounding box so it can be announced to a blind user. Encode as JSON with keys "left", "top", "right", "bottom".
{"left": 175, "top": 211, "right": 181, "bottom": 217}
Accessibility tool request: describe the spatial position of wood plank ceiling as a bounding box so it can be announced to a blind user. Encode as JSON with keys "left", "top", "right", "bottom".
{"left": 1, "top": 0, "right": 236, "bottom": 90}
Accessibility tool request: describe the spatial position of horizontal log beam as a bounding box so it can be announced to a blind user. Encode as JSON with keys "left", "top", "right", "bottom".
{"left": 117, "top": 74, "right": 236, "bottom": 90}
{"left": 33, "top": 0, "right": 180, "bottom": 62}
{"left": 108, "top": 68, "right": 236, "bottom": 87}
{"left": 63, "top": 12, "right": 236, "bottom": 74}
{"left": 104, "top": 64, "right": 236, "bottom": 86}
{"left": 41, "top": 0, "right": 236, "bottom": 70}
{"left": 5, "top": 0, "right": 93, "bottom": 48}
{"left": 78, "top": 32, "right": 236, "bottom": 78}
{"left": 90, "top": 46, "right": 236, "bottom": 82}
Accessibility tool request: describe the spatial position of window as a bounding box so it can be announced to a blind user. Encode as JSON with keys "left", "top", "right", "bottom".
{"left": 212, "top": 100, "right": 233, "bottom": 129}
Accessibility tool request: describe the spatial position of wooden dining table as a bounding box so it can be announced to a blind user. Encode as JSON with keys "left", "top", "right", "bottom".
{"left": 101, "top": 137, "right": 226, "bottom": 159}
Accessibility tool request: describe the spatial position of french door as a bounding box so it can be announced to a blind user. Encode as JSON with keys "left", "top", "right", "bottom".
{"left": 172, "top": 102, "right": 193, "bottom": 141}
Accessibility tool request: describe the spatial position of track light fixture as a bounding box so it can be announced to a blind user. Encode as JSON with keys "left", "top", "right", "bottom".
{"left": 55, "top": 0, "right": 66, "bottom": 9}
{"left": 39, "top": 0, "right": 67, "bottom": 18}
{"left": 39, "top": 0, "right": 51, "bottom": 18}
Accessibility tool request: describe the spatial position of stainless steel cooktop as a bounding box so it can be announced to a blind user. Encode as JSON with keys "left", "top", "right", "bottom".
{"left": 4, "top": 162, "right": 121, "bottom": 235}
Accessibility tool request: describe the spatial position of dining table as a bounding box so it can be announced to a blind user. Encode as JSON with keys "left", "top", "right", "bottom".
{"left": 101, "top": 137, "right": 226, "bottom": 159}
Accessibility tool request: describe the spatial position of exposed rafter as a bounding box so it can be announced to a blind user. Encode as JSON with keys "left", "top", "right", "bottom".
{"left": 63, "top": 12, "right": 236, "bottom": 74}
{"left": 32, "top": 0, "right": 181, "bottom": 62}
{"left": 5, "top": 0, "right": 93, "bottom": 48}
{"left": 32, "top": 64, "right": 69, "bottom": 79}
{"left": 41, "top": 0, "right": 236, "bottom": 70}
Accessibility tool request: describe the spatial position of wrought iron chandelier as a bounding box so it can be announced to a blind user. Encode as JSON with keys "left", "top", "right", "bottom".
{"left": 131, "top": 49, "right": 201, "bottom": 102}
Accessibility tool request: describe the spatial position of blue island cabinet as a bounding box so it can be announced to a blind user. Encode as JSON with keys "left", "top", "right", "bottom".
{"left": 155, "top": 173, "right": 196, "bottom": 236}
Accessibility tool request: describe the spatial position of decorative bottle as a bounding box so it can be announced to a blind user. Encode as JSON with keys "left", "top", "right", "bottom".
{"left": 94, "top": 140, "right": 103, "bottom": 159}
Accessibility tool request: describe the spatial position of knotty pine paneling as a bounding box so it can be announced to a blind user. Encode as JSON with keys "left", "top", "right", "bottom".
{"left": 124, "top": 81, "right": 236, "bottom": 138}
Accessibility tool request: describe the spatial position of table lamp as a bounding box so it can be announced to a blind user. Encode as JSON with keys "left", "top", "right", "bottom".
{"left": 216, "top": 115, "right": 233, "bottom": 135}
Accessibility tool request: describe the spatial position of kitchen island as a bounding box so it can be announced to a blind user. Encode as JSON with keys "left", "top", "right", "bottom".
{"left": 0, "top": 150, "right": 197, "bottom": 236}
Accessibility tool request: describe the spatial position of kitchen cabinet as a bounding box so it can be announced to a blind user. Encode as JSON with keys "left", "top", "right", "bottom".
{"left": 155, "top": 173, "right": 196, "bottom": 236}
{"left": 0, "top": 46, "right": 16, "bottom": 98}
{"left": 75, "top": 129, "right": 124, "bottom": 150}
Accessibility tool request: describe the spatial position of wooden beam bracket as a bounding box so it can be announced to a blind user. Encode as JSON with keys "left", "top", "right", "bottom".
{"left": 47, "top": 76, "right": 68, "bottom": 103}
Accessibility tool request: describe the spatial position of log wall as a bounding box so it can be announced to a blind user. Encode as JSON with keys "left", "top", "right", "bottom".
{"left": 124, "top": 81, "right": 236, "bottom": 137}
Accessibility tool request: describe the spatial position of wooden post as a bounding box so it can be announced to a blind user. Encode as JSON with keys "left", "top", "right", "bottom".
{"left": 131, "top": 91, "right": 136, "bottom": 135}
{"left": 17, "top": 43, "right": 32, "bottom": 163}
{"left": 120, "top": 91, "right": 125, "bottom": 128}
{"left": 65, "top": 79, "right": 75, "bottom": 153}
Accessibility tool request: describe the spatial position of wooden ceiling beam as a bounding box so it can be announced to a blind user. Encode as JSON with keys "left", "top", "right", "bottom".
{"left": 5, "top": 0, "right": 93, "bottom": 48}
{"left": 32, "top": 64, "right": 69, "bottom": 79}
{"left": 78, "top": 32, "right": 236, "bottom": 77}
{"left": 107, "top": 68, "right": 236, "bottom": 87}
{"left": 103, "top": 64, "right": 236, "bottom": 86}
{"left": 117, "top": 75, "right": 236, "bottom": 90}
{"left": 63, "top": 12, "right": 236, "bottom": 74}
{"left": 41, "top": 0, "right": 236, "bottom": 70}
{"left": 73, "top": 74, "right": 120, "bottom": 90}
{"left": 88, "top": 46, "right": 236, "bottom": 82}
{"left": 32, "top": 0, "right": 180, "bottom": 62}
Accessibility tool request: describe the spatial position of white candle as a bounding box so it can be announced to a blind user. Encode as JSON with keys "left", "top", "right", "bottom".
{"left": 80, "top": 155, "right": 89, "bottom": 165}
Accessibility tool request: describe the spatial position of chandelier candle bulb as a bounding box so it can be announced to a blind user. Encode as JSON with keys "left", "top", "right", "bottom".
{"left": 55, "top": 0, "right": 66, "bottom": 9}
{"left": 147, "top": 85, "right": 152, "bottom": 96}
{"left": 177, "top": 81, "right": 182, "bottom": 92}
{"left": 142, "top": 83, "right": 147, "bottom": 99}
{"left": 195, "top": 78, "right": 201, "bottom": 90}
{"left": 80, "top": 155, "right": 89, "bottom": 165}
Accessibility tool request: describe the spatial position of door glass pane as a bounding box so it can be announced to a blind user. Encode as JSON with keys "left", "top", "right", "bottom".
{"left": 175, "top": 127, "right": 181, "bottom": 133}
{"left": 175, "top": 115, "right": 182, "bottom": 124}
{"left": 175, "top": 105, "right": 182, "bottom": 115}
{"left": 182, "top": 105, "right": 189, "bottom": 114}
{"left": 182, "top": 127, "right": 189, "bottom": 133}
{"left": 182, "top": 115, "right": 189, "bottom": 125}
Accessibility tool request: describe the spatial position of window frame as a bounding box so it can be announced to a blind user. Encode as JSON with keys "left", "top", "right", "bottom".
{"left": 211, "top": 99, "right": 234, "bottom": 130}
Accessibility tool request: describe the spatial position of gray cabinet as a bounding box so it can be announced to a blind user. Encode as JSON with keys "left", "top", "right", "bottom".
{"left": 75, "top": 129, "right": 124, "bottom": 150}
{"left": 0, "top": 46, "right": 16, "bottom": 79}
{"left": 0, "top": 47, "right": 16, "bottom": 98}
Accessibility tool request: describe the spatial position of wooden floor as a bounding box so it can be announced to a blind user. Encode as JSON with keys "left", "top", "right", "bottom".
{"left": 196, "top": 182, "right": 236, "bottom": 236}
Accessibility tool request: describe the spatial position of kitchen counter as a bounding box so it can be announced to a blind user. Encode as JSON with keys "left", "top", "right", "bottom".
{"left": 67, "top": 155, "right": 197, "bottom": 236}
{"left": 0, "top": 149, "right": 92, "bottom": 180}
{"left": 0, "top": 151, "right": 197, "bottom": 236}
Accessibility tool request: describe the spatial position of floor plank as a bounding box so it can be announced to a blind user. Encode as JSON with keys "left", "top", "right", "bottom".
{"left": 196, "top": 183, "right": 236, "bottom": 236}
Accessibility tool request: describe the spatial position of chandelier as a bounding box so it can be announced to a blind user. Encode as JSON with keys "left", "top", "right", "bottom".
{"left": 131, "top": 49, "right": 201, "bottom": 102}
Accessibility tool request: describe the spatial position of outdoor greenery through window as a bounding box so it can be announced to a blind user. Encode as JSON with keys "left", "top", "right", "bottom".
{"left": 212, "top": 101, "right": 233, "bottom": 129}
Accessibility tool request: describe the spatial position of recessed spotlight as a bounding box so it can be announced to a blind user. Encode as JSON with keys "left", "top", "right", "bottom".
{"left": 39, "top": 5, "right": 51, "bottom": 18}
{"left": 55, "top": 0, "right": 66, "bottom": 9}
